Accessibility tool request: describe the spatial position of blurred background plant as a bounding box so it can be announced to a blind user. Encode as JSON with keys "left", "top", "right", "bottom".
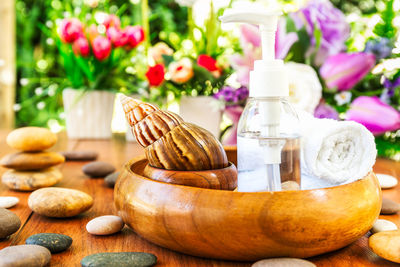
{"left": 13, "top": 0, "right": 400, "bottom": 158}
{"left": 224, "top": 0, "right": 400, "bottom": 160}
{"left": 15, "top": 0, "right": 189, "bottom": 128}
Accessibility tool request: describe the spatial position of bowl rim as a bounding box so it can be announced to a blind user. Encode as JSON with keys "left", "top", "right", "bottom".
{"left": 126, "top": 155, "right": 376, "bottom": 194}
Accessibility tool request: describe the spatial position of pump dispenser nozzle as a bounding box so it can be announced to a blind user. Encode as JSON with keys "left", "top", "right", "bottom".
{"left": 220, "top": 8, "right": 290, "bottom": 192}
{"left": 220, "top": 9, "right": 281, "bottom": 61}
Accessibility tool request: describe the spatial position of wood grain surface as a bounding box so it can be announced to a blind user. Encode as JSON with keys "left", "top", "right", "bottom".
{"left": 0, "top": 129, "right": 399, "bottom": 266}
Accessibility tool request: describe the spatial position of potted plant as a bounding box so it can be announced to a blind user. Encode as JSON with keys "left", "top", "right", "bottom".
{"left": 53, "top": 13, "right": 145, "bottom": 139}
{"left": 141, "top": 0, "right": 238, "bottom": 138}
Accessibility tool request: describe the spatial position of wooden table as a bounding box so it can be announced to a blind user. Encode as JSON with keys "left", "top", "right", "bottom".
{"left": 0, "top": 130, "right": 399, "bottom": 266}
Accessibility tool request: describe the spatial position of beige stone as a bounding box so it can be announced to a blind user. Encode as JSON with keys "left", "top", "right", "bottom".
{"left": 28, "top": 187, "right": 93, "bottom": 218}
{"left": 0, "top": 245, "right": 51, "bottom": 267}
{"left": 86, "top": 215, "right": 124, "bottom": 235}
{"left": 369, "top": 230, "right": 400, "bottom": 263}
{"left": 2, "top": 167, "right": 63, "bottom": 191}
{"left": 0, "top": 152, "right": 65, "bottom": 171}
{"left": 252, "top": 258, "right": 316, "bottom": 267}
{"left": 6, "top": 127, "right": 57, "bottom": 152}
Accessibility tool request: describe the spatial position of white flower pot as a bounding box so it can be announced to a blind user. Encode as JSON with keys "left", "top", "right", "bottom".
{"left": 63, "top": 89, "right": 115, "bottom": 139}
{"left": 179, "top": 96, "right": 222, "bottom": 138}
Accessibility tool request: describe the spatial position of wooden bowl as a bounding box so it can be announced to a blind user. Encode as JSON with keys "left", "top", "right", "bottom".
{"left": 143, "top": 162, "right": 237, "bottom": 190}
{"left": 114, "top": 147, "right": 381, "bottom": 261}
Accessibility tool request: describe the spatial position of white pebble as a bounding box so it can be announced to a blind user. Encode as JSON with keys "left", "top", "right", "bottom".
{"left": 371, "top": 219, "right": 398, "bottom": 234}
{"left": 377, "top": 174, "right": 398, "bottom": 189}
{"left": 86, "top": 215, "right": 124, "bottom": 235}
{"left": 0, "top": 196, "right": 19, "bottom": 208}
{"left": 252, "top": 258, "right": 316, "bottom": 267}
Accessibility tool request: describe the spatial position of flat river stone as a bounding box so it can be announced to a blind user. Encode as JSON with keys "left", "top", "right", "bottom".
{"left": 81, "top": 252, "right": 157, "bottom": 267}
{"left": 0, "top": 151, "right": 65, "bottom": 171}
{"left": 82, "top": 162, "right": 115, "bottom": 178}
{"left": 86, "top": 215, "right": 124, "bottom": 235}
{"left": 28, "top": 187, "right": 93, "bottom": 218}
{"left": 104, "top": 172, "right": 119, "bottom": 188}
{"left": 2, "top": 167, "right": 63, "bottom": 191}
{"left": 371, "top": 219, "right": 398, "bottom": 234}
{"left": 0, "top": 208, "right": 21, "bottom": 238}
{"left": 26, "top": 233, "right": 73, "bottom": 253}
{"left": 0, "top": 244, "right": 51, "bottom": 267}
{"left": 381, "top": 197, "right": 400, "bottom": 215}
{"left": 0, "top": 196, "right": 19, "bottom": 208}
{"left": 377, "top": 173, "right": 398, "bottom": 189}
{"left": 61, "top": 151, "right": 98, "bottom": 161}
{"left": 252, "top": 258, "right": 316, "bottom": 267}
{"left": 369, "top": 230, "right": 400, "bottom": 263}
{"left": 6, "top": 127, "right": 57, "bottom": 152}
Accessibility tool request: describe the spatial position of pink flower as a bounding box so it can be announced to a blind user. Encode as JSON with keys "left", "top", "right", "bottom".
{"left": 72, "top": 37, "right": 90, "bottom": 57}
{"left": 230, "top": 37, "right": 261, "bottom": 86}
{"left": 106, "top": 27, "right": 128, "bottom": 47}
{"left": 149, "top": 42, "right": 174, "bottom": 63}
{"left": 346, "top": 96, "right": 400, "bottom": 135}
{"left": 92, "top": 36, "right": 111, "bottom": 61}
{"left": 124, "top": 26, "right": 145, "bottom": 49}
{"left": 60, "top": 18, "right": 83, "bottom": 43}
{"left": 275, "top": 18, "right": 298, "bottom": 59}
{"left": 320, "top": 52, "right": 376, "bottom": 91}
{"left": 168, "top": 58, "right": 194, "bottom": 84}
{"left": 240, "top": 24, "right": 261, "bottom": 47}
{"left": 103, "top": 14, "right": 120, "bottom": 29}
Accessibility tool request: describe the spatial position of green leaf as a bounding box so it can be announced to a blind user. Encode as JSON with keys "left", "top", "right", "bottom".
{"left": 161, "top": 55, "right": 174, "bottom": 67}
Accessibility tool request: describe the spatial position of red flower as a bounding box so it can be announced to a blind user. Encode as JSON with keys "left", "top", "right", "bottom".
{"left": 146, "top": 64, "right": 165, "bottom": 87}
{"left": 106, "top": 27, "right": 128, "bottom": 47}
{"left": 92, "top": 36, "right": 111, "bottom": 61}
{"left": 103, "top": 14, "right": 120, "bottom": 29}
{"left": 72, "top": 37, "right": 90, "bottom": 57}
{"left": 197, "top": 54, "right": 219, "bottom": 71}
{"left": 60, "top": 18, "right": 83, "bottom": 43}
{"left": 125, "top": 26, "right": 145, "bottom": 49}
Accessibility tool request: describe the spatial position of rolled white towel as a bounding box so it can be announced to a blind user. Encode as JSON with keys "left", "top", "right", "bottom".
{"left": 299, "top": 112, "right": 377, "bottom": 186}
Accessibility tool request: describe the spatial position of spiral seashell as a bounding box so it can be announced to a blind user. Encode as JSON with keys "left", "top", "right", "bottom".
{"left": 121, "top": 95, "right": 228, "bottom": 171}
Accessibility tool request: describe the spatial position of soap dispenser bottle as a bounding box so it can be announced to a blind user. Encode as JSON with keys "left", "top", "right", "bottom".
{"left": 220, "top": 9, "right": 301, "bottom": 192}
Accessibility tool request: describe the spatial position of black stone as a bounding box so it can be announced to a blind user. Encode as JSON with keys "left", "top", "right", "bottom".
{"left": 25, "top": 233, "right": 72, "bottom": 253}
{"left": 81, "top": 252, "right": 157, "bottom": 267}
{"left": 104, "top": 172, "right": 120, "bottom": 188}
{"left": 82, "top": 162, "right": 116, "bottom": 178}
{"left": 0, "top": 208, "right": 21, "bottom": 238}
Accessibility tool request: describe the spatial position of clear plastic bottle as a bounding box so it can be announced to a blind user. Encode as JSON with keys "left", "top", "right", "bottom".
{"left": 237, "top": 97, "right": 301, "bottom": 192}
{"left": 220, "top": 8, "right": 301, "bottom": 192}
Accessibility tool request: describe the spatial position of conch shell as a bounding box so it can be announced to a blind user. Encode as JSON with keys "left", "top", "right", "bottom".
{"left": 121, "top": 95, "right": 228, "bottom": 171}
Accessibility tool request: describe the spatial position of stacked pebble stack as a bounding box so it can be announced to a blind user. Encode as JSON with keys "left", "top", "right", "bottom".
{"left": 0, "top": 127, "right": 65, "bottom": 191}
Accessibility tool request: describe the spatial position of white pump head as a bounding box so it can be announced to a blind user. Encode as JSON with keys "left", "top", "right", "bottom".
{"left": 220, "top": 8, "right": 288, "bottom": 98}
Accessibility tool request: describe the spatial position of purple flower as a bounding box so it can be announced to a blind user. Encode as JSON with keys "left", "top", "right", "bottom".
{"left": 364, "top": 38, "right": 392, "bottom": 60}
{"left": 313, "top": 102, "right": 339, "bottom": 120}
{"left": 346, "top": 96, "right": 400, "bottom": 135}
{"left": 320, "top": 52, "right": 376, "bottom": 91}
{"left": 293, "top": 0, "right": 350, "bottom": 65}
{"left": 383, "top": 76, "right": 400, "bottom": 89}
{"left": 214, "top": 86, "right": 249, "bottom": 106}
{"left": 275, "top": 18, "right": 299, "bottom": 59}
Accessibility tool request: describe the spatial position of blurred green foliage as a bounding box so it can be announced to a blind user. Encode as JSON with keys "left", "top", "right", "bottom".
{"left": 15, "top": 0, "right": 188, "bottom": 128}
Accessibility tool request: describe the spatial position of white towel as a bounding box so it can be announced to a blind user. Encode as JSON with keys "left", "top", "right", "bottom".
{"left": 299, "top": 112, "right": 377, "bottom": 188}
